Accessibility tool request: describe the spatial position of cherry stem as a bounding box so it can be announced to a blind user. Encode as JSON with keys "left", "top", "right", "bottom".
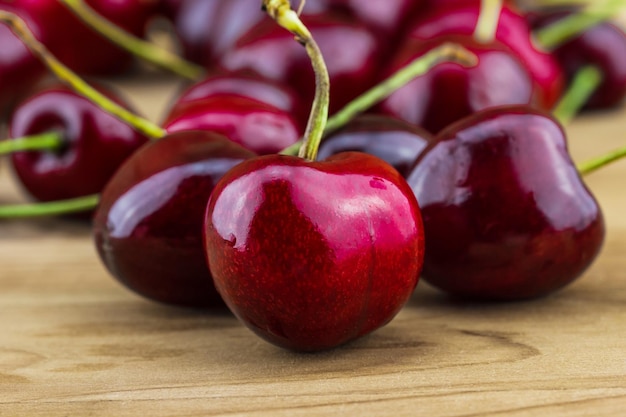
{"left": 578, "top": 146, "right": 626, "bottom": 176}
{"left": 535, "top": 0, "right": 626, "bottom": 50}
{"left": 59, "top": 0, "right": 205, "bottom": 80}
{"left": 0, "top": 131, "right": 65, "bottom": 156}
{"left": 474, "top": 0, "right": 503, "bottom": 44}
{"left": 280, "top": 42, "right": 478, "bottom": 156}
{"left": 552, "top": 66, "right": 603, "bottom": 125}
{"left": 0, "top": 194, "right": 99, "bottom": 218}
{"left": 0, "top": 11, "right": 166, "bottom": 140}
{"left": 264, "top": 0, "right": 329, "bottom": 161}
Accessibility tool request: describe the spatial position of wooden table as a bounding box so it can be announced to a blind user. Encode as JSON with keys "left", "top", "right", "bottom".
{"left": 1, "top": 71, "right": 625, "bottom": 417}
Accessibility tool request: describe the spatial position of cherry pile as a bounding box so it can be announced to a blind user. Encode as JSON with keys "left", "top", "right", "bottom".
{"left": 1, "top": 0, "right": 625, "bottom": 351}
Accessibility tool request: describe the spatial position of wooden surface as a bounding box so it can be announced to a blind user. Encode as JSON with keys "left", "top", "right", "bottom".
{"left": 1, "top": 71, "right": 626, "bottom": 417}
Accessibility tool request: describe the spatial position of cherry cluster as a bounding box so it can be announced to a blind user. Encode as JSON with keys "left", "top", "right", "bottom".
{"left": 0, "top": 0, "right": 625, "bottom": 352}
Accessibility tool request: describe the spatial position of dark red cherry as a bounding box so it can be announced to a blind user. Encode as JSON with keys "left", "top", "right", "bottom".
{"left": 94, "top": 130, "right": 256, "bottom": 308}
{"left": 2, "top": 0, "right": 157, "bottom": 75}
{"left": 168, "top": 0, "right": 330, "bottom": 67}
{"left": 531, "top": 12, "right": 626, "bottom": 109}
{"left": 219, "top": 13, "right": 382, "bottom": 114}
{"left": 326, "top": 0, "right": 423, "bottom": 39}
{"left": 407, "top": 106, "right": 604, "bottom": 300}
{"left": 0, "top": 23, "right": 46, "bottom": 117}
{"left": 162, "top": 94, "right": 302, "bottom": 155}
{"left": 317, "top": 114, "right": 434, "bottom": 177}
{"left": 379, "top": 36, "right": 534, "bottom": 134}
{"left": 9, "top": 84, "right": 149, "bottom": 202}
{"left": 170, "top": 71, "right": 308, "bottom": 128}
{"left": 406, "top": 3, "right": 564, "bottom": 110}
{"left": 204, "top": 152, "right": 424, "bottom": 351}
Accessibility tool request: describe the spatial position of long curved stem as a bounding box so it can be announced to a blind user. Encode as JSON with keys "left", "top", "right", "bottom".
{"left": 280, "top": 43, "right": 478, "bottom": 156}
{"left": 0, "top": 131, "right": 65, "bottom": 156}
{"left": 59, "top": 0, "right": 205, "bottom": 80}
{"left": 264, "top": 0, "right": 329, "bottom": 161}
{"left": 0, "top": 11, "right": 166, "bottom": 139}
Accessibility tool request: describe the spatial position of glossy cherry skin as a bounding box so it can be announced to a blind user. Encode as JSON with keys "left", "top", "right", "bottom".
{"left": 407, "top": 106, "right": 605, "bottom": 300}
{"left": 219, "top": 13, "right": 381, "bottom": 114}
{"left": 326, "top": 0, "right": 423, "bottom": 39}
{"left": 168, "top": 0, "right": 330, "bottom": 66}
{"left": 379, "top": 36, "right": 534, "bottom": 134}
{"left": 317, "top": 114, "right": 434, "bottom": 177}
{"left": 205, "top": 152, "right": 425, "bottom": 351}
{"left": 9, "top": 84, "right": 149, "bottom": 202}
{"left": 406, "top": 4, "right": 564, "bottom": 110}
{"left": 531, "top": 13, "right": 626, "bottom": 109}
{"left": 169, "top": 71, "right": 308, "bottom": 129}
{"left": 2, "top": 0, "right": 157, "bottom": 75}
{"left": 0, "top": 23, "right": 46, "bottom": 118}
{"left": 94, "top": 130, "right": 256, "bottom": 308}
{"left": 162, "top": 94, "right": 302, "bottom": 155}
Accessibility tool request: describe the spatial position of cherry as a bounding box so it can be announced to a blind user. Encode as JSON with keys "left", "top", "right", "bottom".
{"left": 168, "top": 0, "right": 330, "bottom": 67}
{"left": 205, "top": 152, "right": 424, "bottom": 350}
{"left": 317, "top": 114, "right": 434, "bottom": 177}
{"left": 407, "top": 105, "right": 605, "bottom": 300}
{"left": 8, "top": 83, "right": 149, "bottom": 202}
{"left": 1, "top": 0, "right": 157, "bottom": 75}
{"left": 170, "top": 71, "right": 308, "bottom": 128}
{"left": 203, "top": 0, "right": 424, "bottom": 351}
{"left": 405, "top": 3, "right": 565, "bottom": 110}
{"left": 93, "top": 130, "right": 255, "bottom": 308}
{"left": 0, "top": 23, "right": 46, "bottom": 117}
{"left": 378, "top": 35, "right": 534, "bottom": 134}
{"left": 162, "top": 94, "right": 302, "bottom": 155}
{"left": 325, "top": 0, "right": 423, "bottom": 39}
{"left": 532, "top": 12, "right": 626, "bottom": 109}
{"left": 219, "top": 13, "right": 382, "bottom": 114}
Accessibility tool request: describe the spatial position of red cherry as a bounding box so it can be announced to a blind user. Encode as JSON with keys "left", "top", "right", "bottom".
{"left": 219, "top": 13, "right": 381, "bottom": 114}
{"left": 0, "top": 4, "right": 45, "bottom": 116}
{"left": 162, "top": 94, "right": 302, "bottom": 155}
{"left": 168, "top": 0, "right": 330, "bottom": 66}
{"left": 407, "top": 105, "right": 604, "bottom": 300}
{"left": 379, "top": 35, "right": 534, "bottom": 134}
{"left": 317, "top": 114, "right": 434, "bottom": 177}
{"left": 2, "top": 0, "right": 156, "bottom": 75}
{"left": 326, "top": 0, "right": 423, "bottom": 38}
{"left": 204, "top": 152, "right": 425, "bottom": 351}
{"left": 9, "top": 84, "right": 149, "bottom": 202}
{"left": 531, "top": 12, "right": 626, "bottom": 109}
{"left": 406, "top": 3, "right": 565, "bottom": 110}
{"left": 93, "top": 130, "right": 255, "bottom": 308}
{"left": 170, "top": 71, "right": 308, "bottom": 128}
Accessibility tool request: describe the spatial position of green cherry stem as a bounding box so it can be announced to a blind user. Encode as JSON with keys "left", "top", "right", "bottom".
{"left": 0, "top": 194, "right": 99, "bottom": 218}
{"left": 263, "top": 0, "right": 329, "bottom": 161}
{"left": 552, "top": 65, "right": 603, "bottom": 125}
{"left": 474, "top": 0, "right": 503, "bottom": 44}
{"left": 535, "top": 0, "right": 626, "bottom": 50}
{"left": 0, "top": 131, "right": 65, "bottom": 156}
{"left": 0, "top": 10, "right": 166, "bottom": 139}
{"left": 59, "top": 0, "right": 205, "bottom": 80}
{"left": 577, "top": 146, "right": 626, "bottom": 176}
{"left": 281, "top": 42, "right": 478, "bottom": 156}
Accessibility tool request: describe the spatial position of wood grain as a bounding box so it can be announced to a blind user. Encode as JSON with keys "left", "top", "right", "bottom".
{"left": 1, "top": 71, "right": 626, "bottom": 417}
